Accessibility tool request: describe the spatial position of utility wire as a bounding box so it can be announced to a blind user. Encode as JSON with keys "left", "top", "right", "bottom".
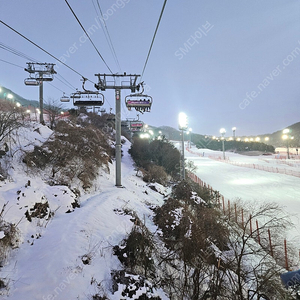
{"left": 0, "top": 20, "right": 96, "bottom": 84}
{"left": 93, "top": 0, "right": 121, "bottom": 72}
{"left": 140, "top": 0, "right": 167, "bottom": 81}
{"left": 0, "top": 43, "right": 79, "bottom": 94}
{"left": 0, "top": 59, "right": 24, "bottom": 69}
{"left": 0, "top": 45, "right": 77, "bottom": 91}
{"left": 47, "top": 82, "right": 65, "bottom": 93}
{"left": 0, "top": 57, "right": 74, "bottom": 93}
{"left": 65, "top": 0, "right": 113, "bottom": 74}
{"left": 54, "top": 75, "right": 76, "bottom": 91}
{"left": 0, "top": 42, "right": 37, "bottom": 62}
{"left": 55, "top": 73, "right": 77, "bottom": 90}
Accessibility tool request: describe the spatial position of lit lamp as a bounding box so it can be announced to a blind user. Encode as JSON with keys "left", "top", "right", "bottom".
{"left": 232, "top": 127, "right": 236, "bottom": 140}
{"left": 220, "top": 128, "right": 226, "bottom": 159}
{"left": 282, "top": 129, "right": 293, "bottom": 159}
{"left": 178, "top": 112, "right": 188, "bottom": 180}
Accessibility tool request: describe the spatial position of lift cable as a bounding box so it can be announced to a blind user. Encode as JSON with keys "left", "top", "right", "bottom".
{"left": 0, "top": 42, "right": 37, "bottom": 62}
{"left": 0, "top": 20, "right": 96, "bottom": 85}
{"left": 0, "top": 42, "right": 77, "bottom": 91}
{"left": 140, "top": 0, "right": 167, "bottom": 81}
{"left": 92, "top": 0, "right": 122, "bottom": 72}
{"left": 0, "top": 59, "right": 24, "bottom": 69}
{"left": 54, "top": 74, "right": 76, "bottom": 91}
{"left": 64, "top": 0, "right": 113, "bottom": 74}
{"left": 47, "top": 82, "right": 65, "bottom": 93}
{"left": 0, "top": 57, "right": 113, "bottom": 108}
{"left": 0, "top": 58, "right": 74, "bottom": 94}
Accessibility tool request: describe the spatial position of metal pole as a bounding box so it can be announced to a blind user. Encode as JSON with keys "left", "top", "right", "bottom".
{"left": 39, "top": 73, "right": 44, "bottom": 124}
{"left": 287, "top": 139, "right": 290, "bottom": 159}
{"left": 115, "top": 88, "right": 122, "bottom": 186}
{"left": 181, "top": 129, "right": 185, "bottom": 180}
{"left": 222, "top": 139, "right": 225, "bottom": 159}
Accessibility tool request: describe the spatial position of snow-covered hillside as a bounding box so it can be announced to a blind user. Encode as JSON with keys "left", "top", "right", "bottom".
{"left": 0, "top": 123, "right": 169, "bottom": 299}
{"left": 1, "top": 124, "right": 299, "bottom": 299}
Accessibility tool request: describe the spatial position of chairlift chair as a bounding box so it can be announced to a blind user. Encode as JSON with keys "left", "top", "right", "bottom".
{"left": 40, "top": 74, "right": 54, "bottom": 82}
{"left": 24, "top": 78, "right": 40, "bottom": 86}
{"left": 125, "top": 94, "right": 152, "bottom": 113}
{"left": 60, "top": 95, "right": 70, "bottom": 102}
{"left": 72, "top": 92, "right": 104, "bottom": 107}
{"left": 130, "top": 121, "right": 144, "bottom": 128}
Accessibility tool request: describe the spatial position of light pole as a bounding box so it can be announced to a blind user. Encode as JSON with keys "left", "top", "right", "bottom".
{"left": 232, "top": 127, "right": 236, "bottom": 140}
{"left": 282, "top": 129, "right": 293, "bottom": 159}
{"left": 220, "top": 128, "right": 226, "bottom": 160}
{"left": 179, "top": 112, "right": 188, "bottom": 180}
{"left": 187, "top": 128, "right": 192, "bottom": 148}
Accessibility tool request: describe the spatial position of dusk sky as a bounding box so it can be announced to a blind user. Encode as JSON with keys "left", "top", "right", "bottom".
{"left": 1, "top": 0, "right": 299, "bottom": 137}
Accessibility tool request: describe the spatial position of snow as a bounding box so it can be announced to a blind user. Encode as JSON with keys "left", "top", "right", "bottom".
{"left": 185, "top": 146, "right": 300, "bottom": 248}
{"left": 1, "top": 126, "right": 299, "bottom": 299}
{"left": 0, "top": 124, "right": 169, "bottom": 299}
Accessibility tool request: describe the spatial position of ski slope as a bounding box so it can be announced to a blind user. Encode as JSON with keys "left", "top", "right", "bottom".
{"left": 185, "top": 146, "right": 300, "bottom": 248}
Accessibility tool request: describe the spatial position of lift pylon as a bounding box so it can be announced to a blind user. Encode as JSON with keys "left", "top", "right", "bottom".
{"left": 94, "top": 73, "right": 141, "bottom": 187}
{"left": 24, "top": 62, "right": 57, "bottom": 124}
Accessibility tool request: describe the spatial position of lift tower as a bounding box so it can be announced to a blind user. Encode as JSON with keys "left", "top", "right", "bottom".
{"left": 24, "top": 63, "right": 56, "bottom": 124}
{"left": 95, "top": 73, "right": 140, "bottom": 187}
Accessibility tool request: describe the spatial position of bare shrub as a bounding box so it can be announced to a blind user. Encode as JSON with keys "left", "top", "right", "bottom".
{"left": 153, "top": 193, "right": 230, "bottom": 299}
{"left": 113, "top": 224, "right": 155, "bottom": 278}
{"left": 0, "top": 203, "right": 20, "bottom": 268}
{"left": 23, "top": 120, "right": 113, "bottom": 188}
{"left": 129, "top": 137, "right": 180, "bottom": 181}
{"left": 142, "top": 165, "right": 168, "bottom": 185}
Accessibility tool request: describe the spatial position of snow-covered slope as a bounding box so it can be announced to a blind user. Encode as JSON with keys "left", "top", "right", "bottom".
{"left": 0, "top": 124, "right": 169, "bottom": 299}
{"left": 1, "top": 125, "right": 299, "bottom": 299}
{"left": 185, "top": 147, "right": 300, "bottom": 248}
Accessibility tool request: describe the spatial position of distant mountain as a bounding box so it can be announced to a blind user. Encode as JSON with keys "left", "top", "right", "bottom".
{"left": 154, "top": 123, "right": 300, "bottom": 148}
{"left": 0, "top": 85, "right": 39, "bottom": 107}
{"left": 257, "top": 122, "right": 300, "bottom": 147}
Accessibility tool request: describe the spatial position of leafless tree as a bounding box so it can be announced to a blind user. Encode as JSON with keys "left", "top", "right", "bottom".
{"left": 44, "top": 98, "right": 64, "bottom": 129}
{"left": 0, "top": 99, "right": 25, "bottom": 145}
{"left": 224, "top": 201, "right": 294, "bottom": 300}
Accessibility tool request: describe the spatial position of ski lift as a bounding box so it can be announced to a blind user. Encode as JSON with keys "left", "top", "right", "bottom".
{"left": 40, "top": 73, "right": 54, "bottom": 81}
{"left": 125, "top": 94, "right": 152, "bottom": 113}
{"left": 70, "top": 93, "right": 81, "bottom": 99}
{"left": 24, "top": 78, "right": 40, "bottom": 86}
{"left": 129, "top": 120, "right": 144, "bottom": 132}
{"left": 130, "top": 121, "right": 144, "bottom": 128}
{"left": 72, "top": 92, "right": 104, "bottom": 107}
{"left": 60, "top": 94, "right": 70, "bottom": 102}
